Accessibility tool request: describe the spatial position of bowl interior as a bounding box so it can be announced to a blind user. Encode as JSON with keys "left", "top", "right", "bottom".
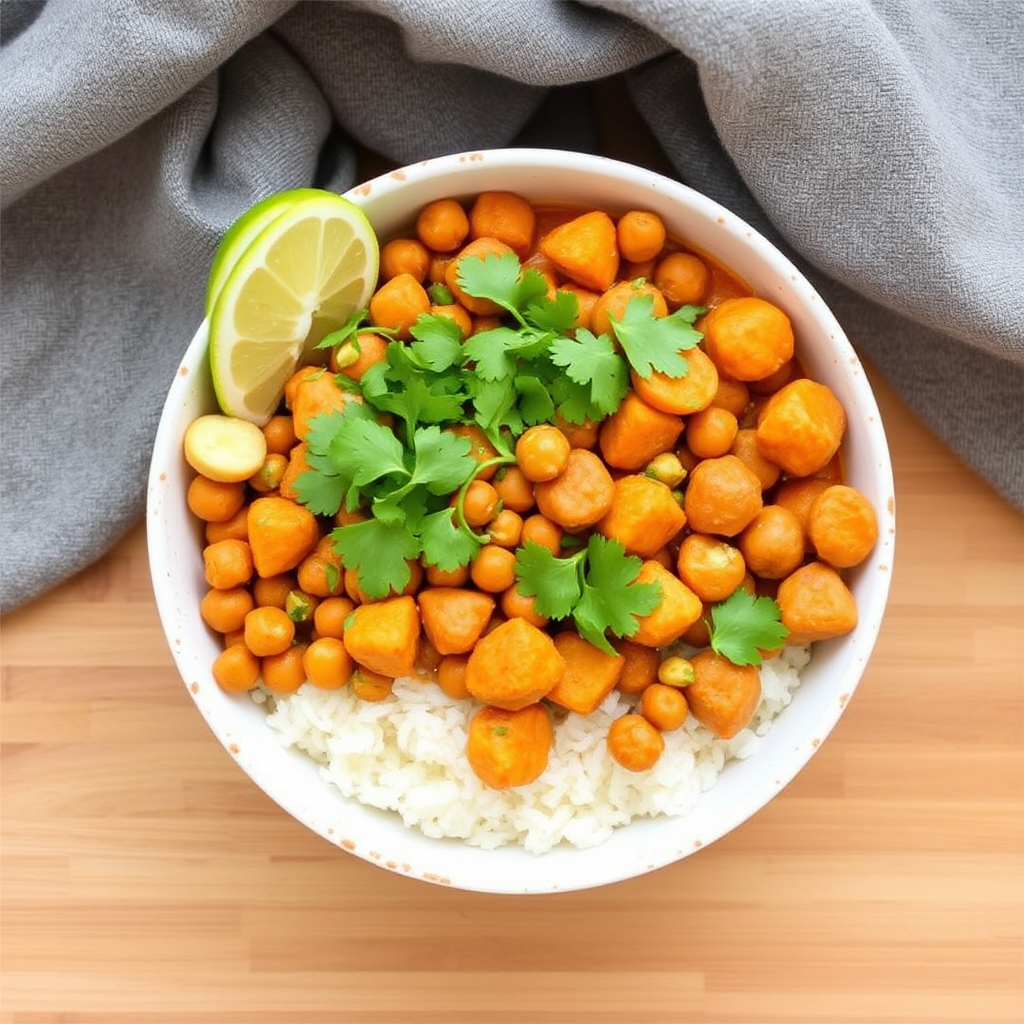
{"left": 147, "top": 148, "right": 895, "bottom": 894}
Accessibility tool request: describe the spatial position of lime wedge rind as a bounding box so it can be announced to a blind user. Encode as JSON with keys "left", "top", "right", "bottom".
{"left": 207, "top": 191, "right": 379, "bottom": 426}
{"left": 204, "top": 187, "right": 330, "bottom": 317}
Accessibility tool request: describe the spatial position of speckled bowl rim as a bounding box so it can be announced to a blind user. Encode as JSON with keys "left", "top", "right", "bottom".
{"left": 147, "top": 148, "right": 895, "bottom": 894}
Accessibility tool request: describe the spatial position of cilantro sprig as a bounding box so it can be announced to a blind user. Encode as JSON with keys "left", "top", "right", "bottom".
{"left": 292, "top": 249, "right": 708, "bottom": 605}
{"left": 293, "top": 402, "right": 489, "bottom": 598}
{"left": 608, "top": 295, "right": 704, "bottom": 378}
{"left": 707, "top": 588, "right": 790, "bottom": 666}
{"left": 513, "top": 536, "right": 662, "bottom": 656}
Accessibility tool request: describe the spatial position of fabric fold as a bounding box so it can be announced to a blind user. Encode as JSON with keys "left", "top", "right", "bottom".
{"left": 1, "top": 0, "right": 1021, "bottom": 612}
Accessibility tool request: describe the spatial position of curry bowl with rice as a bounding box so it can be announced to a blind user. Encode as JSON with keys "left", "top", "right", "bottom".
{"left": 147, "top": 149, "right": 895, "bottom": 893}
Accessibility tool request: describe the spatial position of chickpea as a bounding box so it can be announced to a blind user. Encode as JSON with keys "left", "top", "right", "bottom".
{"left": 607, "top": 714, "right": 665, "bottom": 772}
{"left": 461, "top": 479, "right": 500, "bottom": 527}
{"left": 492, "top": 465, "right": 535, "bottom": 513}
{"left": 640, "top": 683, "right": 689, "bottom": 732}
{"left": 685, "top": 406, "right": 739, "bottom": 459}
{"left": 515, "top": 424, "right": 571, "bottom": 483}
{"left": 519, "top": 514, "right": 563, "bottom": 555}
{"left": 652, "top": 251, "right": 710, "bottom": 307}
{"left": 379, "top": 237, "right": 430, "bottom": 282}
{"left": 416, "top": 198, "right": 469, "bottom": 252}
{"left": 738, "top": 505, "right": 806, "bottom": 580}
{"left": 470, "top": 544, "right": 517, "bottom": 593}
{"left": 261, "top": 644, "right": 308, "bottom": 695}
{"left": 487, "top": 508, "right": 524, "bottom": 548}
{"left": 644, "top": 451, "right": 687, "bottom": 488}
{"left": 351, "top": 666, "right": 394, "bottom": 702}
{"left": 211, "top": 644, "right": 260, "bottom": 693}
{"left": 657, "top": 656, "right": 696, "bottom": 688}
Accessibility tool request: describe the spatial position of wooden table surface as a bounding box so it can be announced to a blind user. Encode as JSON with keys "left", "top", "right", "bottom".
{"left": 2, "top": 363, "right": 1022, "bottom": 1024}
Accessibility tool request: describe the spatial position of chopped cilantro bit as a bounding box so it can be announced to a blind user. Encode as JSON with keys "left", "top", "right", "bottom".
{"left": 314, "top": 308, "right": 369, "bottom": 350}
{"left": 708, "top": 588, "right": 790, "bottom": 666}
{"left": 427, "top": 282, "right": 454, "bottom": 305}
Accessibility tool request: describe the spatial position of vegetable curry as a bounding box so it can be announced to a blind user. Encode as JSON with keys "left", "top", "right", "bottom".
{"left": 184, "top": 190, "right": 879, "bottom": 790}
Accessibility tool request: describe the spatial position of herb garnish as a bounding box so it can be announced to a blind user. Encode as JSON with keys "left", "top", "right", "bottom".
{"left": 293, "top": 250, "right": 705, "bottom": 604}
{"left": 707, "top": 588, "right": 790, "bottom": 666}
{"left": 514, "top": 536, "right": 662, "bottom": 656}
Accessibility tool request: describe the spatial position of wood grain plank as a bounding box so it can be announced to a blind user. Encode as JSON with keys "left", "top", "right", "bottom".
{"left": 2, "top": 357, "right": 1022, "bottom": 1024}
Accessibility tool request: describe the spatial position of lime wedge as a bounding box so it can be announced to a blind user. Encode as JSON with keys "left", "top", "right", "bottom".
{"left": 208, "top": 192, "right": 379, "bottom": 425}
{"left": 204, "top": 188, "right": 327, "bottom": 317}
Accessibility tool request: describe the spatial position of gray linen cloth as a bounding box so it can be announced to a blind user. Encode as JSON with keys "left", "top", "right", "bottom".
{"left": 1, "top": 0, "right": 1022, "bottom": 612}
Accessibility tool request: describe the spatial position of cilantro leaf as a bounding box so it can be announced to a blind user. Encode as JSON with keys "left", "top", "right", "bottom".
{"left": 407, "top": 314, "right": 464, "bottom": 372}
{"left": 513, "top": 374, "right": 556, "bottom": 426}
{"left": 513, "top": 536, "right": 664, "bottom": 653}
{"left": 708, "top": 588, "right": 790, "bottom": 666}
{"left": 469, "top": 374, "right": 518, "bottom": 438}
{"left": 329, "top": 519, "right": 422, "bottom": 600}
{"left": 315, "top": 308, "right": 368, "bottom": 350}
{"left": 673, "top": 304, "right": 707, "bottom": 325}
{"left": 290, "top": 466, "right": 347, "bottom": 516}
{"left": 548, "top": 374, "right": 597, "bottom": 426}
{"left": 609, "top": 295, "right": 703, "bottom": 379}
{"left": 427, "top": 282, "right": 454, "bottom": 305}
{"left": 456, "top": 253, "right": 572, "bottom": 335}
{"left": 525, "top": 289, "right": 579, "bottom": 333}
{"left": 419, "top": 507, "right": 481, "bottom": 571}
{"left": 549, "top": 330, "right": 630, "bottom": 417}
{"left": 360, "top": 343, "right": 466, "bottom": 435}
{"left": 573, "top": 535, "right": 662, "bottom": 655}
{"left": 294, "top": 404, "right": 384, "bottom": 514}
{"left": 513, "top": 542, "right": 582, "bottom": 620}
{"left": 406, "top": 425, "right": 477, "bottom": 495}
{"left": 461, "top": 326, "right": 524, "bottom": 381}
{"left": 326, "top": 416, "right": 408, "bottom": 488}
{"left": 511, "top": 267, "right": 552, "bottom": 313}
{"left": 455, "top": 252, "right": 525, "bottom": 315}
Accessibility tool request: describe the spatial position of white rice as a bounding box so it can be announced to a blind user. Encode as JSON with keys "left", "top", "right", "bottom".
{"left": 258, "top": 644, "right": 811, "bottom": 854}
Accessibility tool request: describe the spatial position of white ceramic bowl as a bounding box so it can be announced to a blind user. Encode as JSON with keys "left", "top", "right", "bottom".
{"left": 147, "top": 148, "right": 895, "bottom": 894}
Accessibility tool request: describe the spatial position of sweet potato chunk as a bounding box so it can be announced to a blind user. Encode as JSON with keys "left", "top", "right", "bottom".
{"left": 599, "top": 392, "right": 684, "bottom": 471}
{"left": 686, "top": 649, "right": 762, "bottom": 739}
{"left": 342, "top": 595, "right": 421, "bottom": 679}
{"left": 755, "top": 378, "right": 846, "bottom": 477}
{"left": 246, "top": 495, "right": 320, "bottom": 578}
{"left": 290, "top": 368, "right": 358, "bottom": 441}
{"left": 417, "top": 587, "right": 495, "bottom": 655}
{"left": 533, "top": 448, "right": 615, "bottom": 531}
{"left": 776, "top": 561, "right": 858, "bottom": 645}
{"left": 613, "top": 639, "right": 661, "bottom": 695}
{"left": 465, "top": 617, "right": 565, "bottom": 710}
{"left": 466, "top": 703, "right": 553, "bottom": 789}
{"left": 596, "top": 474, "right": 687, "bottom": 558}
{"left": 547, "top": 632, "right": 625, "bottom": 715}
{"left": 538, "top": 210, "right": 619, "bottom": 292}
{"left": 629, "top": 560, "right": 703, "bottom": 648}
